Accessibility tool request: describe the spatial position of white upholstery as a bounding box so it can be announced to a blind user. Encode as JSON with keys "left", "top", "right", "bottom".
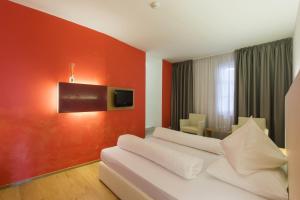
{"left": 222, "top": 118, "right": 287, "bottom": 175}
{"left": 232, "top": 117, "right": 269, "bottom": 135}
{"left": 117, "top": 134, "right": 204, "bottom": 179}
{"left": 207, "top": 158, "right": 288, "bottom": 200}
{"left": 153, "top": 127, "right": 224, "bottom": 155}
{"left": 180, "top": 113, "right": 206, "bottom": 135}
{"left": 99, "top": 162, "right": 153, "bottom": 200}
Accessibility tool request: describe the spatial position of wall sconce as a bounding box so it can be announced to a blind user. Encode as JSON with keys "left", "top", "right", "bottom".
{"left": 69, "top": 63, "right": 75, "bottom": 83}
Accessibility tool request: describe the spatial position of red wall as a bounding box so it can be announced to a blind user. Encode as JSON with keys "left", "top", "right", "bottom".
{"left": 0, "top": 1, "right": 145, "bottom": 186}
{"left": 162, "top": 60, "right": 172, "bottom": 128}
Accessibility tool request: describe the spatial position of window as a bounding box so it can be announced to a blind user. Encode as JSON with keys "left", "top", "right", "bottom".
{"left": 194, "top": 53, "right": 235, "bottom": 131}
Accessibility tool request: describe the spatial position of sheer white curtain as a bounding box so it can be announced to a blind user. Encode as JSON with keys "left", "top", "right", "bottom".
{"left": 193, "top": 53, "right": 235, "bottom": 132}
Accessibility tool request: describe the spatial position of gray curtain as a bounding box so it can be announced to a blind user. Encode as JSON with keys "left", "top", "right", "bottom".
{"left": 235, "top": 38, "right": 293, "bottom": 147}
{"left": 171, "top": 60, "right": 194, "bottom": 130}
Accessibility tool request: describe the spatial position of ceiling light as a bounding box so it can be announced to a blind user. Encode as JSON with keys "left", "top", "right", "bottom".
{"left": 150, "top": 1, "right": 160, "bottom": 9}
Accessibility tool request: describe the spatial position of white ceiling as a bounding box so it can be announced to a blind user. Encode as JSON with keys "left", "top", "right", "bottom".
{"left": 10, "top": 0, "right": 300, "bottom": 62}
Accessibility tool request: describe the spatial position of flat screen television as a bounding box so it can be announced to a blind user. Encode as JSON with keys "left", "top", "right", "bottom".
{"left": 114, "top": 90, "right": 133, "bottom": 107}
{"left": 58, "top": 82, "right": 107, "bottom": 113}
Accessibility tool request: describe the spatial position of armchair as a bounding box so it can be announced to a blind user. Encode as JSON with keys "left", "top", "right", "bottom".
{"left": 232, "top": 117, "right": 269, "bottom": 135}
{"left": 180, "top": 113, "right": 207, "bottom": 135}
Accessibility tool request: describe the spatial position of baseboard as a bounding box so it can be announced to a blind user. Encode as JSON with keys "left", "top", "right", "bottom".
{"left": 0, "top": 159, "right": 100, "bottom": 190}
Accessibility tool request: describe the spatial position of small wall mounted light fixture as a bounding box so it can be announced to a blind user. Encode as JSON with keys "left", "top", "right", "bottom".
{"left": 69, "top": 63, "right": 75, "bottom": 83}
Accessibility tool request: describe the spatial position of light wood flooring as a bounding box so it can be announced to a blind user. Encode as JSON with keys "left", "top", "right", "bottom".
{"left": 0, "top": 163, "right": 118, "bottom": 200}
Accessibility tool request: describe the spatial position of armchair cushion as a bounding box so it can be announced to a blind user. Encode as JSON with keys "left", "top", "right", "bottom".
{"left": 189, "top": 113, "right": 204, "bottom": 126}
{"left": 180, "top": 119, "right": 190, "bottom": 127}
{"left": 181, "top": 126, "right": 199, "bottom": 135}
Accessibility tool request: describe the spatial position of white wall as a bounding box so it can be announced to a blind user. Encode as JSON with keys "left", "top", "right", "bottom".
{"left": 294, "top": 3, "right": 300, "bottom": 78}
{"left": 146, "top": 53, "right": 162, "bottom": 128}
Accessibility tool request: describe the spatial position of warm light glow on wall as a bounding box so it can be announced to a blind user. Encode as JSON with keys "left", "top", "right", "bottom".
{"left": 45, "top": 81, "right": 59, "bottom": 114}
{"left": 67, "top": 62, "right": 105, "bottom": 85}
{"left": 75, "top": 79, "right": 102, "bottom": 85}
{"left": 63, "top": 111, "right": 105, "bottom": 123}
{"left": 65, "top": 112, "right": 101, "bottom": 117}
{"left": 0, "top": 0, "right": 144, "bottom": 187}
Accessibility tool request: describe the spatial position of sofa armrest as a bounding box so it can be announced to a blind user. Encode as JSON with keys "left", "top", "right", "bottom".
{"left": 180, "top": 119, "right": 189, "bottom": 130}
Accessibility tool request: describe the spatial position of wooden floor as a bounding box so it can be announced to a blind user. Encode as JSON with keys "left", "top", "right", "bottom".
{"left": 0, "top": 163, "right": 118, "bottom": 200}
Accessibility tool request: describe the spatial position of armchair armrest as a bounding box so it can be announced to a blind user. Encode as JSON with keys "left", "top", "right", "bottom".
{"left": 264, "top": 129, "right": 269, "bottom": 136}
{"left": 180, "top": 119, "right": 189, "bottom": 130}
{"left": 197, "top": 120, "right": 206, "bottom": 136}
{"left": 232, "top": 125, "right": 240, "bottom": 132}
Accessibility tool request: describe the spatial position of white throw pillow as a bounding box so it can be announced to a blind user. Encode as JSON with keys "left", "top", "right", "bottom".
{"left": 221, "top": 118, "right": 287, "bottom": 175}
{"left": 207, "top": 158, "right": 288, "bottom": 200}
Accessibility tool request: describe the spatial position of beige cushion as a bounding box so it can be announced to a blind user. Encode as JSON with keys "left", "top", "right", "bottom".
{"left": 221, "top": 118, "right": 287, "bottom": 175}
{"left": 238, "top": 117, "right": 266, "bottom": 130}
{"left": 180, "top": 113, "right": 206, "bottom": 135}
{"left": 189, "top": 113, "right": 205, "bottom": 126}
{"left": 181, "top": 126, "right": 199, "bottom": 134}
